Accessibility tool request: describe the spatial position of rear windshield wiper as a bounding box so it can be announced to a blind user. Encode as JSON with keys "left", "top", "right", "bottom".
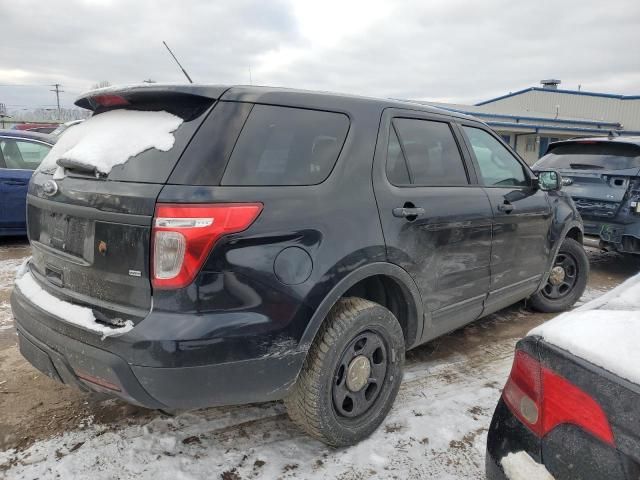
{"left": 569, "top": 163, "right": 604, "bottom": 170}
{"left": 56, "top": 158, "right": 100, "bottom": 176}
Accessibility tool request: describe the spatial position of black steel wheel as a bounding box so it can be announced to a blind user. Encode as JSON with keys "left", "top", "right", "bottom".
{"left": 530, "top": 238, "right": 589, "bottom": 313}
{"left": 332, "top": 330, "right": 389, "bottom": 418}
{"left": 285, "top": 297, "right": 405, "bottom": 446}
{"left": 540, "top": 251, "right": 578, "bottom": 300}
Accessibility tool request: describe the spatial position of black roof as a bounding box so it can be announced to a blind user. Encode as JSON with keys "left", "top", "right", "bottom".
{"left": 0, "top": 129, "right": 56, "bottom": 145}
{"left": 74, "top": 83, "right": 475, "bottom": 121}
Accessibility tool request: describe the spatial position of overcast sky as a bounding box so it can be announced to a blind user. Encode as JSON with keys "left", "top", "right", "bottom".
{"left": 2, "top": 0, "right": 639, "bottom": 111}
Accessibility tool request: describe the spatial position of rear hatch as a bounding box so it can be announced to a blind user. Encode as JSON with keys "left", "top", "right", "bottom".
{"left": 26, "top": 86, "right": 222, "bottom": 324}
{"left": 534, "top": 140, "right": 640, "bottom": 220}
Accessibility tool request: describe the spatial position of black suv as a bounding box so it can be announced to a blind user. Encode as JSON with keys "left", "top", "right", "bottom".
{"left": 12, "top": 85, "right": 587, "bottom": 446}
{"left": 534, "top": 135, "right": 640, "bottom": 254}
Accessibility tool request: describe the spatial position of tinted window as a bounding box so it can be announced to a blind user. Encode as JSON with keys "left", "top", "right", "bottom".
{"left": 392, "top": 118, "right": 468, "bottom": 186}
{"left": 40, "top": 97, "right": 215, "bottom": 183}
{"left": 222, "top": 105, "right": 349, "bottom": 186}
{"left": 463, "top": 126, "right": 528, "bottom": 187}
{"left": 0, "top": 139, "right": 51, "bottom": 170}
{"left": 386, "top": 126, "right": 410, "bottom": 185}
{"left": 535, "top": 142, "right": 640, "bottom": 171}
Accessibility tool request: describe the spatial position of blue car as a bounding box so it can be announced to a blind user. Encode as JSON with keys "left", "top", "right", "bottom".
{"left": 0, "top": 129, "right": 55, "bottom": 236}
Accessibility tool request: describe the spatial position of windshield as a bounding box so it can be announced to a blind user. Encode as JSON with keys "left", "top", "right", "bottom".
{"left": 535, "top": 142, "right": 640, "bottom": 171}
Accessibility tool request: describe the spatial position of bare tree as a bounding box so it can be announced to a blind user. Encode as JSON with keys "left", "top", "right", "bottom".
{"left": 91, "top": 80, "right": 112, "bottom": 90}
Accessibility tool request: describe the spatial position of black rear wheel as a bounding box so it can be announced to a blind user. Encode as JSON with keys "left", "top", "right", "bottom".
{"left": 285, "top": 297, "right": 404, "bottom": 446}
{"left": 529, "top": 238, "right": 589, "bottom": 313}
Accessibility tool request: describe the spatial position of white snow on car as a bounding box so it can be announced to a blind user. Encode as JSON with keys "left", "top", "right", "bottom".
{"left": 39, "top": 109, "right": 183, "bottom": 177}
{"left": 530, "top": 272, "right": 640, "bottom": 385}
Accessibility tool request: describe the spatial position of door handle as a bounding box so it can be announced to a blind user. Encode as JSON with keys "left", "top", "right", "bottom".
{"left": 393, "top": 207, "right": 425, "bottom": 218}
{"left": 497, "top": 203, "right": 515, "bottom": 213}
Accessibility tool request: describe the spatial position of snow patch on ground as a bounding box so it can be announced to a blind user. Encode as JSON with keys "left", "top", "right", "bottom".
{"left": 39, "top": 109, "right": 183, "bottom": 176}
{"left": 0, "top": 342, "right": 513, "bottom": 479}
{"left": 14, "top": 271, "right": 133, "bottom": 340}
{"left": 501, "top": 451, "right": 555, "bottom": 480}
{"left": 531, "top": 273, "right": 640, "bottom": 385}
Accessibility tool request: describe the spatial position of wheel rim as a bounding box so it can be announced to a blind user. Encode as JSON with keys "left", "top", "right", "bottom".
{"left": 332, "top": 330, "right": 389, "bottom": 418}
{"left": 541, "top": 251, "right": 579, "bottom": 300}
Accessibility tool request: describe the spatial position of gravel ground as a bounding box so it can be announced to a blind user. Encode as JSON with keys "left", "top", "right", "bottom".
{"left": 1, "top": 237, "right": 639, "bottom": 479}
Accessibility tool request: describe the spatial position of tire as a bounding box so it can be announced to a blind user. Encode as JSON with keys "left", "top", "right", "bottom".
{"left": 529, "top": 238, "right": 589, "bottom": 313}
{"left": 285, "top": 297, "right": 405, "bottom": 447}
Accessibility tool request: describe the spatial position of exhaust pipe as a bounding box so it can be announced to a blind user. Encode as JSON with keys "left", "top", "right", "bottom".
{"left": 583, "top": 235, "right": 605, "bottom": 250}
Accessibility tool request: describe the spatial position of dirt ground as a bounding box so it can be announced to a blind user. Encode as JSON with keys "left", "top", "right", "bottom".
{"left": 1, "top": 237, "right": 639, "bottom": 478}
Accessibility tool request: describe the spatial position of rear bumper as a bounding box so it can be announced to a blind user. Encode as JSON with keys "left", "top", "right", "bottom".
{"left": 582, "top": 218, "right": 640, "bottom": 253}
{"left": 11, "top": 281, "right": 306, "bottom": 410}
{"left": 486, "top": 399, "right": 542, "bottom": 479}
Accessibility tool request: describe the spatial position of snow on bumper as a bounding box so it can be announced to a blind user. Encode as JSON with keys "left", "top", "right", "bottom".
{"left": 14, "top": 270, "right": 133, "bottom": 340}
{"left": 501, "top": 451, "right": 555, "bottom": 480}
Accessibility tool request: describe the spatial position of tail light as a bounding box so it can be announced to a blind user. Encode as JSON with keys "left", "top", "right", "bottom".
{"left": 151, "top": 203, "right": 263, "bottom": 289}
{"left": 503, "top": 350, "right": 614, "bottom": 446}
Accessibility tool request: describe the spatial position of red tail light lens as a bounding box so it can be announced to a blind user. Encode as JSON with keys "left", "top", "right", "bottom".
{"left": 151, "top": 203, "right": 263, "bottom": 289}
{"left": 91, "top": 94, "right": 130, "bottom": 107}
{"left": 503, "top": 350, "right": 615, "bottom": 446}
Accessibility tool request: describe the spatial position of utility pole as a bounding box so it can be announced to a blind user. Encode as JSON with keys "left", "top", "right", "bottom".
{"left": 50, "top": 83, "right": 64, "bottom": 120}
{"left": 0, "top": 103, "right": 9, "bottom": 128}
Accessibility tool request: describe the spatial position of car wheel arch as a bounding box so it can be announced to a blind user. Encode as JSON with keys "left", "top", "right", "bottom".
{"left": 299, "top": 262, "right": 424, "bottom": 352}
{"left": 537, "top": 220, "right": 584, "bottom": 291}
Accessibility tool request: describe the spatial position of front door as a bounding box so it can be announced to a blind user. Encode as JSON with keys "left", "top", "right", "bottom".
{"left": 372, "top": 110, "right": 493, "bottom": 342}
{"left": 459, "top": 124, "right": 552, "bottom": 315}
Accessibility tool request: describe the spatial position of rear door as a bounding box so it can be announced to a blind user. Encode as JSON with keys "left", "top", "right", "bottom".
{"left": 0, "top": 137, "right": 51, "bottom": 231}
{"left": 25, "top": 90, "right": 219, "bottom": 323}
{"left": 373, "top": 109, "right": 493, "bottom": 341}
{"left": 458, "top": 123, "right": 552, "bottom": 314}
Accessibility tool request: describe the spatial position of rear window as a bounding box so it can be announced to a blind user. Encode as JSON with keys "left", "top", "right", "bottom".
{"left": 536, "top": 142, "right": 640, "bottom": 171}
{"left": 42, "top": 95, "right": 214, "bottom": 184}
{"left": 221, "top": 105, "right": 349, "bottom": 186}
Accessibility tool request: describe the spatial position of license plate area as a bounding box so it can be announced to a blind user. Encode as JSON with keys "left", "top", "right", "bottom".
{"left": 37, "top": 211, "right": 94, "bottom": 260}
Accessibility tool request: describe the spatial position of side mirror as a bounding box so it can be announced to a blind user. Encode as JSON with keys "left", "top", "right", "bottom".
{"left": 536, "top": 170, "right": 562, "bottom": 191}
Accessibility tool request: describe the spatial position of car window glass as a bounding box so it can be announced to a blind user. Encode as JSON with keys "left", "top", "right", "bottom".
{"left": 222, "top": 105, "right": 349, "bottom": 186}
{"left": 1, "top": 139, "right": 51, "bottom": 170}
{"left": 462, "top": 126, "right": 528, "bottom": 187}
{"left": 392, "top": 118, "right": 468, "bottom": 186}
{"left": 386, "top": 126, "right": 410, "bottom": 185}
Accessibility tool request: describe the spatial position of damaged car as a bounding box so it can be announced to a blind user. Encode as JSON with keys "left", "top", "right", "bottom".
{"left": 12, "top": 84, "right": 588, "bottom": 447}
{"left": 534, "top": 135, "right": 640, "bottom": 254}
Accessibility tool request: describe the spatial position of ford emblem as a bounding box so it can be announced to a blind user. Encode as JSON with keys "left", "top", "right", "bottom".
{"left": 43, "top": 180, "right": 59, "bottom": 196}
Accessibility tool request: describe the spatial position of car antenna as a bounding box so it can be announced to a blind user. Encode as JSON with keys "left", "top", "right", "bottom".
{"left": 162, "top": 41, "right": 194, "bottom": 84}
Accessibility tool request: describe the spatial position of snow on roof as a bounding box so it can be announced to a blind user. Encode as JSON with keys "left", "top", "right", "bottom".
{"left": 530, "top": 273, "right": 640, "bottom": 385}
{"left": 39, "top": 109, "right": 183, "bottom": 176}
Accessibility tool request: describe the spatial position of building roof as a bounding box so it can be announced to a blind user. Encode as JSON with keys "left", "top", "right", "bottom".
{"left": 476, "top": 86, "right": 640, "bottom": 106}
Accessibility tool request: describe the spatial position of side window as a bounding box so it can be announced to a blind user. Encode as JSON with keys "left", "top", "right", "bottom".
{"left": 0, "top": 139, "right": 51, "bottom": 170}
{"left": 222, "top": 105, "right": 349, "bottom": 186}
{"left": 462, "top": 126, "right": 528, "bottom": 187}
{"left": 391, "top": 118, "right": 468, "bottom": 186}
{"left": 386, "top": 126, "right": 410, "bottom": 185}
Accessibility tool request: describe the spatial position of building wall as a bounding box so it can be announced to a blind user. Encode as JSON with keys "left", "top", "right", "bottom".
{"left": 478, "top": 89, "right": 640, "bottom": 130}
